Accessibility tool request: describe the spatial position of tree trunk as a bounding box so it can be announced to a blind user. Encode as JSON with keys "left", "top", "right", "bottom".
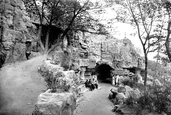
{"left": 165, "top": 21, "right": 171, "bottom": 61}
{"left": 165, "top": 37, "right": 171, "bottom": 61}
{"left": 144, "top": 51, "right": 148, "bottom": 86}
{"left": 44, "top": 28, "right": 50, "bottom": 53}
{"left": 37, "top": 25, "right": 44, "bottom": 52}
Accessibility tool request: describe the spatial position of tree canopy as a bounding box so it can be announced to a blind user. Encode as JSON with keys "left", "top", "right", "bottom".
{"left": 23, "top": 0, "right": 109, "bottom": 54}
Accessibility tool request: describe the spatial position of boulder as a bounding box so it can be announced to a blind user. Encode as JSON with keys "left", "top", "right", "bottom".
{"left": 63, "top": 70, "right": 76, "bottom": 80}
{"left": 112, "top": 85, "right": 141, "bottom": 104}
{"left": 118, "top": 87, "right": 126, "bottom": 93}
{"left": 124, "top": 87, "right": 141, "bottom": 99}
{"left": 43, "top": 60, "right": 64, "bottom": 73}
{"left": 124, "top": 85, "right": 132, "bottom": 92}
{"left": 53, "top": 70, "right": 80, "bottom": 95}
{"left": 35, "top": 92, "right": 76, "bottom": 115}
{"left": 116, "top": 93, "right": 127, "bottom": 104}
{"left": 39, "top": 61, "right": 81, "bottom": 95}
{"left": 53, "top": 70, "right": 77, "bottom": 86}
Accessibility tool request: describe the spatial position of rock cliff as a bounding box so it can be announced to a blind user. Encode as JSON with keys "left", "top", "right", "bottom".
{"left": 0, "top": 0, "right": 33, "bottom": 64}
{"left": 76, "top": 32, "right": 144, "bottom": 69}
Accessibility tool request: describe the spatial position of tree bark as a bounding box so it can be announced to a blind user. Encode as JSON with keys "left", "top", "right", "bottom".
{"left": 165, "top": 38, "right": 171, "bottom": 61}
{"left": 144, "top": 52, "right": 148, "bottom": 86}
{"left": 37, "top": 25, "right": 44, "bottom": 52}
{"left": 165, "top": 21, "right": 171, "bottom": 61}
{"left": 44, "top": 27, "right": 51, "bottom": 53}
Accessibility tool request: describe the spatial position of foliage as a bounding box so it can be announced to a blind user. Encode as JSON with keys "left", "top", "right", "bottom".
{"left": 147, "top": 60, "right": 171, "bottom": 86}
{"left": 23, "top": 0, "right": 109, "bottom": 54}
{"left": 113, "top": 0, "right": 165, "bottom": 86}
{"left": 147, "top": 60, "right": 166, "bottom": 77}
{"left": 38, "top": 66, "right": 54, "bottom": 89}
{"left": 125, "top": 96, "right": 137, "bottom": 107}
{"left": 121, "top": 79, "right": 135, "bottom": 87}
{"left": 137, "top": 84, "right": 171, "bottom": 114}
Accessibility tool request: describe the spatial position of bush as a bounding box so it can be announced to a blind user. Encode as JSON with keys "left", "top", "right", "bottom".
{"left": 38, "top": 66, "right": 53, "bottom": 89}
{"left": 125, "top": 96, "right": 137, "bottom": 107}
{"left": 121, "top": 79, "right": 135, "bottom": 87}
{"left": 137, "top": 84, "right": 171, "bottom": 114}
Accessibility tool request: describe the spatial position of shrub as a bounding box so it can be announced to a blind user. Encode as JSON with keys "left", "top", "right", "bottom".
{"left": 125, "top": 96, "right": 137, "bottom": 107}
{"left": 137, "top": 84, "right": 171, "bottom": 114}
{"left": 38, "top": 66, "right": 53, "bottom": 89}
{"left": 121, "top": 79, "right": 135, "bottom": 87}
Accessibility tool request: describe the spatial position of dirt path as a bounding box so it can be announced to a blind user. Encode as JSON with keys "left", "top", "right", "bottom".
{"left": 0, "top": 55, "right": 47, "bottom": 115}
{"left": 75, "top": 83, "right": 116, "bottom": 115}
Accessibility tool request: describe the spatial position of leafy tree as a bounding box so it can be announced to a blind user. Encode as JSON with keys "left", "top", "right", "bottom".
{"left": 113, "top": 0, "right": 164, "bottom": 86}
{"left": 161, "top": 0, "right": 171, "bottom": 61}
{"left": 146, "top": 0, "right": 171, "bottom": 63}
{"left": 24, "top": 0, "right": 108, "bottom": 55}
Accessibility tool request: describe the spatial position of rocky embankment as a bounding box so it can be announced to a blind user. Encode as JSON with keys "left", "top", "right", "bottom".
{"left": 33, "top": 60, "right": 87, "bottom": 115}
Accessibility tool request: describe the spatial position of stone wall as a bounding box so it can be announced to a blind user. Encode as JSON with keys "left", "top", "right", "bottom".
{"left": 0, "top": 0, "right": 33, "bottom": 63}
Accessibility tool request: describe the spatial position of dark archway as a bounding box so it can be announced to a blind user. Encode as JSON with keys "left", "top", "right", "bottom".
{"left": 95, "top": 63, "right": 114, "bottom": 81}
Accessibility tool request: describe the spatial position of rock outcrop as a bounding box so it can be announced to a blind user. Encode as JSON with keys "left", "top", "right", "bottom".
{"left": 35, "top": 92, "right": 76, "bottom": 115}
{"left": 0, "top": 0, "right": 33, "bottom": 64}
{"left": 110, "top": 85, "right": 141, "bottom": 104}
{"left": 36, "top": 60, "right": 84, "bottom": 115}
{"left": 70, "top": 32, "right": 143, "bottom": 70}
{"left": 85, "top": 33, "right": 144, "bottom": 68}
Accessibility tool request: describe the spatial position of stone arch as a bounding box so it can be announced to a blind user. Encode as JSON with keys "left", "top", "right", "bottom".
{"left": 95, "top": 61, "right": 114, "bottom": 81}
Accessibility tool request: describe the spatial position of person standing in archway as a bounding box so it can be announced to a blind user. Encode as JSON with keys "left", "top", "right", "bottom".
{"left": 115, "top": 75, "right": 120, "bottom": 86}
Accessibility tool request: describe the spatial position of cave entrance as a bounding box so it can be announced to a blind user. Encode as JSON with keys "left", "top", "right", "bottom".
{"left": 95, "top": 63, "right": 114, "bottom": 82}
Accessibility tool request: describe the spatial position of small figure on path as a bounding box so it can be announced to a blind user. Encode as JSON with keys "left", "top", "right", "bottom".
{"left": 25, "top": 40, "right": 32, "bottom": 60}
{"left": 92, "top": 73, "right": 99, "bottom": 89}
{"left": 85, "top": 78, "right": 95, "bottom": 91}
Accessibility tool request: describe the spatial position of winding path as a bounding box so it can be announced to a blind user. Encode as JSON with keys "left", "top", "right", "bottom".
{"left": 75, "top": 82, "right": 116, "bottom": 115}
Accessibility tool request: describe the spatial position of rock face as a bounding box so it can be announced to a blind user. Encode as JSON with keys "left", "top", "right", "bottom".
{"left": 0, "top": 0, "right": 33, "bottom": 63}
{"left": 110, "top": 85, "right": 141, "bottom": 105}
{"left": 37, "top": 61, "right": 83, "bottom": 115}
{"left": 84, "top": 33, "right": 144, "bottom": 69}
{"left": 35, "top": 92, "right": 76, "bottom": 115}
{"left": 38, "top": 61, "right": 81, "bottom": 93}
